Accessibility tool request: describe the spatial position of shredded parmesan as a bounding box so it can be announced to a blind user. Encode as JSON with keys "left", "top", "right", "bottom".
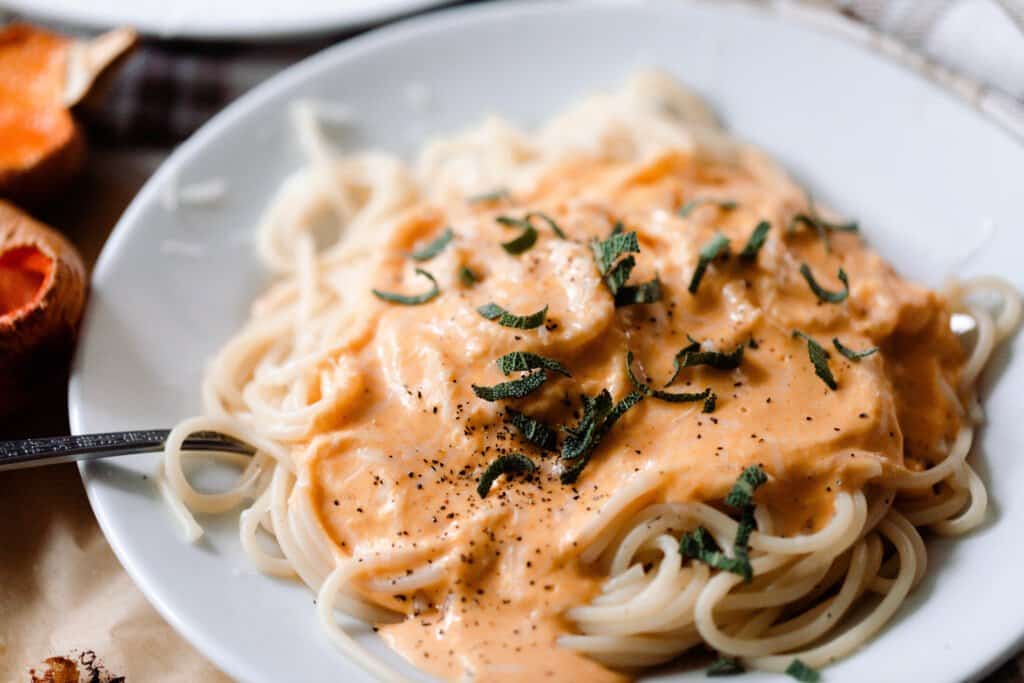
{"left": 159, "top": 240, "right": 204, "bottom": 258}
{"left": 160, "top": 173, "right": 228, "bottom": 211}
{"left": 177, "top": 177, "right": 228, "bottom": 206}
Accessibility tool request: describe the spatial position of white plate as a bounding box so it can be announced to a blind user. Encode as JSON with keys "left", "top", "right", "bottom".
{"left": 68, "top": 2, "right": 1024, "bottom": 682}
{"left": 5, "top": 0, "right": 447, "bottom": 40}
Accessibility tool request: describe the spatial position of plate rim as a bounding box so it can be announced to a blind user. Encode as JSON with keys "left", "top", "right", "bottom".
{"left": 3, "top": 0, "right": 450, "bottom": 41}
{"left": 68, "top": 1, "right": 1024, "bottom": 681}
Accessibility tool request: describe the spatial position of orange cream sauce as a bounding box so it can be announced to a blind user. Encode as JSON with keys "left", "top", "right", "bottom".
{"left": 300, "top": 148, "right": 962, "bottom": 681}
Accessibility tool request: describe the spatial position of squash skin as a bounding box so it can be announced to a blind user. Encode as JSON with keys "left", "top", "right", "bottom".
{"left": 0, "top": 200, "right": 86, "bottom": 416}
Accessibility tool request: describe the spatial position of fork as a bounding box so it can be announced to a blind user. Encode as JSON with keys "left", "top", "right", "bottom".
{"left": 0, "top": 430, "right": 255, "bottom": 472}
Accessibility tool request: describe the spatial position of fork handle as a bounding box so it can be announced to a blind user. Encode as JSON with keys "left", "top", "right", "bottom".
{"left": 0, "top": 430, "right": 254, "bottom": 472}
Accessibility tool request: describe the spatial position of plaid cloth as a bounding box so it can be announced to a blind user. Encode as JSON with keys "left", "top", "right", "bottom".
{"left": 81, "top": 36, "right": 342, "bottom": 146}
{"left": 838, "top": 0, "right": 1024, "bottom": 100}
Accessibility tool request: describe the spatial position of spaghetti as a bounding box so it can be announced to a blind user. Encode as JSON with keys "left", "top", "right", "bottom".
{"left": 160, "top": 72, "right": 1020, "bottom": 681}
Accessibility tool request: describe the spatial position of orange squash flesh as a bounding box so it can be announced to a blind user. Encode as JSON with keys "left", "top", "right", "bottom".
{"left": 0, "top": 23, "right": 67, "bottom": 106}
{"left": 0, "top": 245, "right": 53, "bottom": 316}
{"left": 0, "top": 24, "right": 82, "bottom": 205}
{"left": 0, "top": 23, "right": 136, "bottom": 205}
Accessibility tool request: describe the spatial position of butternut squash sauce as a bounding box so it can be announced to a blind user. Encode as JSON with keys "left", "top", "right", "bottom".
{"left": 297, "top": 149, "right": 961, "bottom": 681}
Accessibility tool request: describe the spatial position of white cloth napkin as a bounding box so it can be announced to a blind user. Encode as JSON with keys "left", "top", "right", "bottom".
{"left": 834, "top": 0, "right": 1024, "bottom": 99}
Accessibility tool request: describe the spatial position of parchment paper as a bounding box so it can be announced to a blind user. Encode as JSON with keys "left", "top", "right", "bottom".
{"left": 0, "top": 463, "right": 230, "bottom": 682}
{"left": 0, "top": 148, "right": 230, "bottom": 683}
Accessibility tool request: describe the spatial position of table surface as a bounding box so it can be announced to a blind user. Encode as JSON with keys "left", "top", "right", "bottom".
{"left": 0, "top": 148, "right": 234, "bottom": 682}
{"left": 3, "top": 6, "right": 1024, "bottom": 680}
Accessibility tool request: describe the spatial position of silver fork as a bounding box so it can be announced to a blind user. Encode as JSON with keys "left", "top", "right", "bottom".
{"left": 0, "top": 430, "right": 255, "bottom": 472}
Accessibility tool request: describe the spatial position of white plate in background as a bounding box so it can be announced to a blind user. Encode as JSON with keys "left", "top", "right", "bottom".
{"left": 4, "top": 0, "right": 449, "bottom": 40}
{"left": 69, "top": 2, "right": 1024, "bottom": 681}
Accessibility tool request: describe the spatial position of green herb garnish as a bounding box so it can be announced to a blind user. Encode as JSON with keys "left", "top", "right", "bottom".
{"left": 653, "top": 386, "right": 714, "bottom": 404}
{"left": 410, "top": 227, "right": 454, "bottom": 261}
{"left": 506, "top": 409, "right": 557, "bottom": 451}
{"left": 372, "top": 268, "right": 440, "bottom": 305}
{"left": 680, "top": 465, "right": 766, "bottom": 582}
{"left": 497, "top": 216, "right": 538, "bottom": 255}
{"left": 793, "top": 330, "right": 837, "bottom": 390}
{"left": 559, "top": 390, "right": 614, "bottom": 483}
{"left": 614, "top": 277, "right": 662, "bottom": 306}
{"left": 477, "top": 453, "right": 536, "bottom": 498}
{"left": 559, "top": 389, "right": 645, "bottom": 484}
{"left": 725, "top": 465, "right": 768, "bottom": 508}
{"left": 679, "top": 527, "right": 752, "bottom": 581}
{"left": 590, "top": 230, "right": 662, "bottom": 307}
{"left": 739, "top": 220, "right": 770, "bottom": 261}
{"left": 800, "top": 263, "right": 849, "bottom": 303}
{"left": 603, "top": 255, "right": 635, "bottom": 296}
{"left": 785, "top": 659, "right": 820, "bottom": 683}
{"left": 496, "top": 351, "right": 570, "bottom": 377}
{"left": 467, "top": 188, "right": 509, "bottom": 204}
{"left": 665, "top": 339, "right": 745, "bottom": 386}
{"left": 707, "top": 657, "right": 745, "bottom": 676}
{"left": 833, "top": 338, "right": 877, "bottom": 361}
{"left": 605, "top": 390, "right": 646, "bottom": 428}
{"left": 502, "top": 211, "right": 566, "bottom": 239}
{"left": 790, "top": 213, "right": 858, "bottom": 235}
{"left": 678, "top": 335, "right": 702, "bottom": 357}
{"left": 731, "top": 506, "right": 757, "bottom": 580}
{"left": 477, "top": 303, "right": 548, "bottom": 329}
{"left": 534, "top": 212, "right": 566, "bottom": 239}
{"left": 688, "top": 232, "right": 730, "bottom": 294}
{"left": 677, "top": 344, "right": 746, "bottom": 371}
{"left": 789, "top": 198, "right": 858, "bottom": 251}
{"left": 678, "top": 198, "right": 738, "bottom": 218}
{"left": 598, "top": 252, "right": 630, "bottom": 292}
{"left": 626, "top": 351, "right": 715, "bottom": 408}
{"left": 678, "top": 526, "right": 717, "bottom": 561}
{"left": 458, "top": 265, "right": 479, "bottom": 286}
{"left": 561, "top": 390, "right": 613, "bottom": 462}
{"left": 472, "top": 370, "right": 548, "bottom": 401}
{"left": 591, "top": 231, "right": 640, "bottom": 275}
